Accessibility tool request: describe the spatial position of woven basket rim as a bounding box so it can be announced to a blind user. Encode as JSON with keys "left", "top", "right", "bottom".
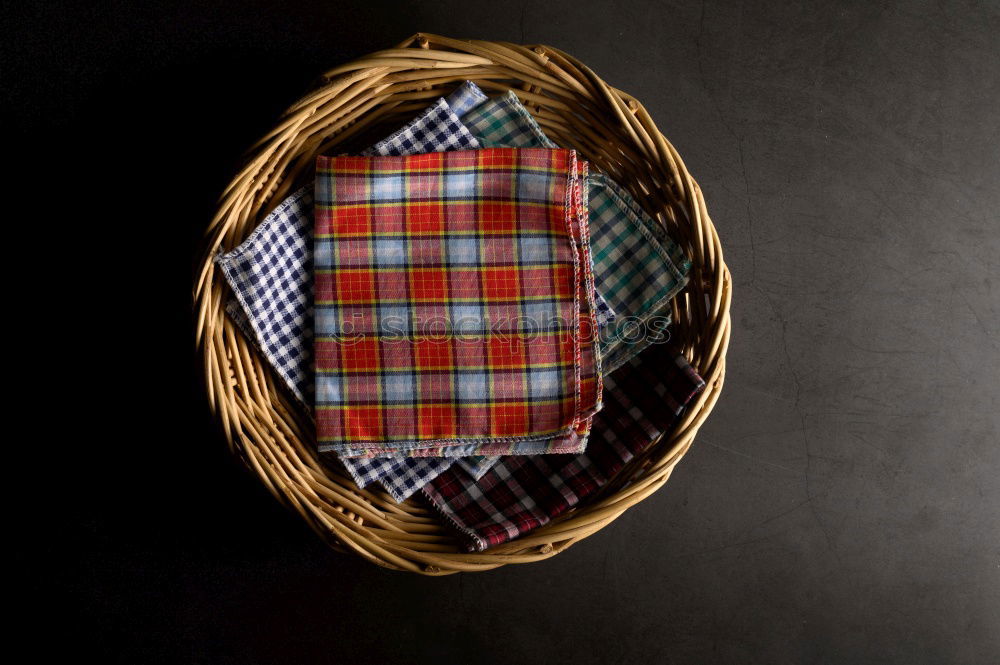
{"left": 194, "top": 33, "right": 732, "bottom": 575}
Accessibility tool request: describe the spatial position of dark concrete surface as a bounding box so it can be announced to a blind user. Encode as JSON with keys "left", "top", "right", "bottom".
{"left": 11, "top": 0, "right": 997, "bottom": 662}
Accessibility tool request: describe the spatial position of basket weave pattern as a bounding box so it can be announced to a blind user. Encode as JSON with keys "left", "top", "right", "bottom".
{"left": 194, "top": 33, "right": 732, "bottom": 574}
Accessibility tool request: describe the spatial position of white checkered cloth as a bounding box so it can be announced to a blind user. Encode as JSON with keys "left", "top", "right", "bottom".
{"left": 340, "top": 452, "right": 500, "bottom": 502}
{"left": 443, "top": 80, "right": 488, "bottom": 116}
{"left": 362, "top": 84, "right": 486, "bottom": 156}
{"left": 215, "top": 187, "right": 314, "bottom": 404}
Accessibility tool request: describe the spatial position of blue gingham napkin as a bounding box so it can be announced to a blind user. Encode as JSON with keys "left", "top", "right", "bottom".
{"left": 215, "top": 187, "right": 314, "bottom": 404}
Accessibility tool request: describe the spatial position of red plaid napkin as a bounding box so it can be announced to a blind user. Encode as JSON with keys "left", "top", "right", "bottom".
{"left": 422, "top": 342, "right": 705, "bottom": 551}
{"left": 314, "top": 148, "right": 600, "bottom": 456}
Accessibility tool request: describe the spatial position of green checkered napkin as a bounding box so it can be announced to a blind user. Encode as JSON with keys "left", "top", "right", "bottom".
{"left": 462, "top": 90, "right": 691, "bottom": 373}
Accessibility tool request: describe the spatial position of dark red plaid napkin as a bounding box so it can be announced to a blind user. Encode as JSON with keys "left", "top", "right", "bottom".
{"left": 422, "top": 342, "right": 705, "bottom": 551}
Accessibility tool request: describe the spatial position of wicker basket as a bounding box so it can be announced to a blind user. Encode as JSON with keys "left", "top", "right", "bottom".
{"left": 194, "top": 33, "right": 731, "bottom": 574}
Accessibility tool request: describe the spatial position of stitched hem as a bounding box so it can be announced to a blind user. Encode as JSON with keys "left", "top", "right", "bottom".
{"left": 563, "top": 149, "right": 584, "bottom": 437}
{"left": 328, "top": 427, "right": 589, "bottom": 458}
{"left": 420, "top": 484, "right": 490, "bottom": 552}
{"left": 321, "top": 424, "right": 577, "bottom": 455}
{"left": 501, "top": 90, "right": 559, "bottom": 149}
{"left": 573, "top": 160, "right": 604, "bottom": 407}
{"left": 380, "top": 466, "right": 453, "bottom": 502}
{"left": 593, "top": 175, "right": 691, "bottom": 363}
{"left": 214, "top": 186, "right": 312, "bottom": 264}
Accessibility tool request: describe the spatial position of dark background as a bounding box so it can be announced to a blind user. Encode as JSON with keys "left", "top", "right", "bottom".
{"left": 8, "top": 0, "right": 998, "bottom": 663}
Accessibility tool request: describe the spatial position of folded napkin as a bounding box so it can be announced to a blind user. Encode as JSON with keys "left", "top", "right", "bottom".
{"left": 327, "top": 153, "right": 601, "bottom": 461}
{"left": 315, "top": 147, "right": 600, "bottom": 457}
{"left": 423, "top": 343, "right": 705, "bottom": 551}
{"left": 587, "top": 173, "right": 690, "bottom": 372}
{"left": 462, "top": 89, "right": 691, "bottom": 373}
{"left": 215, "top": 187, "right": 315, "bottom": 404}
